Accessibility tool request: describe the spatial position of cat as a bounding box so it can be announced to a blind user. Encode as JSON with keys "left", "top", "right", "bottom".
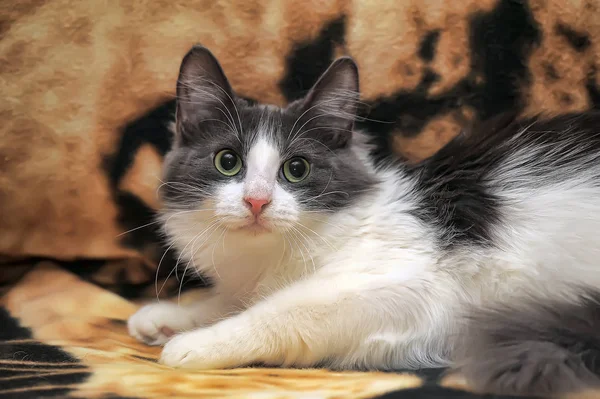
{"left": 127, "top": 45, "right": 600, "bottom": 396}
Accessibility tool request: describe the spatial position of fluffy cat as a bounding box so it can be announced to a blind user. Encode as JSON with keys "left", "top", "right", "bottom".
{"left": 128, "top": 45, "right": 600, "bottom": 396}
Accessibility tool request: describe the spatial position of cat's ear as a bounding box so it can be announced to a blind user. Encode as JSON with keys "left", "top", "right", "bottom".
{"left": 175, "top": 45, "right": 235, "bottom": 142}
{"left": 299, "top": 57, "right": 360, "bottom": 148}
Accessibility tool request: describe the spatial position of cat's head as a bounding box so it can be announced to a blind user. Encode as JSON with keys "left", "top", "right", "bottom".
{"left": 160, "top": 45, "right": 375, "bottom": 238}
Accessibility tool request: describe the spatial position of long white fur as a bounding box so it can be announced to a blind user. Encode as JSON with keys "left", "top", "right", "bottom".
{"left": 128, "top": 122, "right": 600, "bottom": 370}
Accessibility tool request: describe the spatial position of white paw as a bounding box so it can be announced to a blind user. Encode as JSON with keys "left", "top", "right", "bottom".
{"left": 127, "top": 302, "right": 196, "bottom": 346}
{"left": 159, "top": 317, "right": 267, "bottom": 369}
{"left": 159, "top": 328, "right": 231, "bottom": 369}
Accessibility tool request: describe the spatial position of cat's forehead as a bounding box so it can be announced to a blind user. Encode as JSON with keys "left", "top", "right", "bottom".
{"left": 235, "top": 102, "right": 307, "bottom": 152}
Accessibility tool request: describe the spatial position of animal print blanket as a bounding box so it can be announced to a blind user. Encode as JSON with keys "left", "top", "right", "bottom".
{"left": 1, "top": 0, "right": 599, "bottom": 397}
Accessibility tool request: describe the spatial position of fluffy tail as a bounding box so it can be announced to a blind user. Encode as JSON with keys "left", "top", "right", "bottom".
{"left": 453, "top": 292, "right": 600, "bottom": 396}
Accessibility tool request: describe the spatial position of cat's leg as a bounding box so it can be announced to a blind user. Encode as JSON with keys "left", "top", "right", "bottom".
{"left": 159, "top": 271, "right": 456, "bottom": 369}
{"left": 127, "top": 290, "right": 237, "bottom": 345}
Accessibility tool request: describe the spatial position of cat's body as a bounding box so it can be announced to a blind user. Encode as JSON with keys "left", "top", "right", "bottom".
{"left": 128, "top": 46, "right": 600, "bottom": 396}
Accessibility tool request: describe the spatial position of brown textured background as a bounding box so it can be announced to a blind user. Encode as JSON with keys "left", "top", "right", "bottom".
{"left": 0, "top": 0, "right": 599, "bottom": 397}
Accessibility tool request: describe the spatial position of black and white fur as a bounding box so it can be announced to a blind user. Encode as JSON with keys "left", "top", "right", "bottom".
{"left": 128, "top": 45, "right": 600, "bottom": 396}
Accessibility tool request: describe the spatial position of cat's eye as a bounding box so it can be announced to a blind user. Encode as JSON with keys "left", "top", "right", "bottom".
{"left": 214, "top": 149, "right": 242, "bottom": 176}
{"left": 282, "top": 157, "right": 310, "bottom": 183}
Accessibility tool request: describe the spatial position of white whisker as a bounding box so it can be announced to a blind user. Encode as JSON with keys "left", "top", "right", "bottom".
{"left": 115, "top": 220, "right": 161, "bottom": 238}
{"left": 158, "top": 216, "right": 219, "bottom": 297}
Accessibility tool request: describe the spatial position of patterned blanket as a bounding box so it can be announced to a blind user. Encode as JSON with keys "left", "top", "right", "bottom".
{"left": 1, "top": 0, "right": 599, "bottom": 397}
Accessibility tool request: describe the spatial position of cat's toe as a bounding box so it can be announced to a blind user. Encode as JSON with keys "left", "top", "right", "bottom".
{"left": 127, "top": 303, "right": 194, "bottom": 346}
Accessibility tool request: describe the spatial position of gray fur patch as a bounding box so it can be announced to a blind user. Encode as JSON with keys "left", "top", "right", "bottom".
{"left": 454, "top": 293, "right": 600, "bottom": 396}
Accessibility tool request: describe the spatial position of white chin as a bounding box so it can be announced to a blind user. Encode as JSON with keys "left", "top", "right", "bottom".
{"left": 244, "top": 224, "right": 272, "bottom": 234}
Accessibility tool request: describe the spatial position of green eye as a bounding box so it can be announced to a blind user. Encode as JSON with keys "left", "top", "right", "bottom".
{"left": 214, "top": 149, "right": 242, "bottom": 176}
{"left": 282, "top": 157, "right": 310, "bottom": 183}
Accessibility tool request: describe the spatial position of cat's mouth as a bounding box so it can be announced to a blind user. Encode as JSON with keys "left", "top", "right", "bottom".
{"left": 234, "top": 217, "right": 273, "bottom": 234}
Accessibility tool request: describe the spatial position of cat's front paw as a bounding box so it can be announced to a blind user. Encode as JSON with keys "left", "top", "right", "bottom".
{"left": 159, "top": 317, "right": 269, "bottom": 369}
{"left": 159, "top": 328, "right": 234, "bottom": 369}
{"left": 127, "top": 302, "right": 196, "bottom": 346}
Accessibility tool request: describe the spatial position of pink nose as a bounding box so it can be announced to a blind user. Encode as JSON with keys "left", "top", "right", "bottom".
{"left": 244, "top": 197, "right": 271, "bottom": 215}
